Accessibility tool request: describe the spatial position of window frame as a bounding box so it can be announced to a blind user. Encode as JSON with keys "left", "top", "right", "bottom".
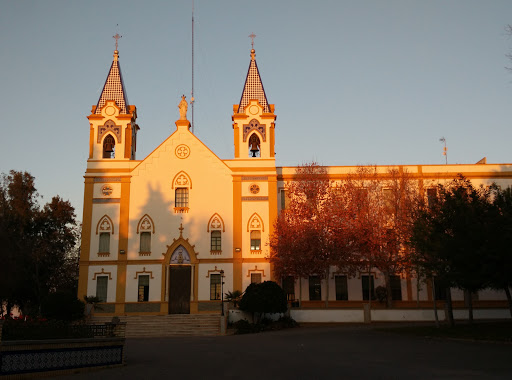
{"left": 250, "top": 230, "right": 261, "bottom": 251}
{"left": 210, "top": 273, "right": 221, "bottom": 300}
{"left": 98, "top": 232, "right": 110, "bottom": 254}
{"left": 96, "top": 275, "right": 108, "bottom": 302}
{"left": 309, "top": 275, "right": 322, "bottom": 301}
{"left": 139, "top": 231, "right": 151, "bottom": 253}
{"left": 210, "top": 230, "right": 221, "bottom": 252}
{"left": 175, "top": 187, "right": 189, "bottom": 208}
{"left": 138, "top": 275, "right": 150, "bottom": 302}
{"left": 335, "top": 275, "right": 348, "bottom": 301}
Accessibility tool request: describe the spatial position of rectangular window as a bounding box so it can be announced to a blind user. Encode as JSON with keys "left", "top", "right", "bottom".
{"left": 140, "top": 232, "right": 151, "bottom": 252}
{"left": 433, "top": 277, "right": 447, "bottom": 301}
{"left": 210, "top": 274, "right": 221, "bottom": 300}
{"left": 99, "top": 232, "right": 110, "bottom": 253}
{"left": 309, "top": 276, "right": 322, "bottom": 301}
{"left": 361, "top": 275, "right": 376, "bottom": 301}
{"left": 175, "top": 188, "right": 189, "bottom": 208}
{"left": 211, "top": 230, "right": 221, "bottom": 251}
{"left": 138, "top": 275, "right": 149, "bottom": 302}
{"left": 335, "top": 275, "right": 348, "bottom": 301}
{"left": 280, "top": 189, "right": 289, "bottom": 211}
{"left": 250, "top": 230, "right": 261, "bottom": 250}
{"left": 251, "top": 273, "right": 262, "bottom": 284}
{"left": 96, "top": 275, "right": 108, "bottom": 302}
{"left": 282, "top": 276, "right": 295, "bottom": 301}
{"left": 427, "top": 188, "right": 437, "bottom": 208}
{"left": 383, "top": 188, "right": 393, "bottom": 214}
{"left": 390, "top": 275, "right": 402, "bottom": 301}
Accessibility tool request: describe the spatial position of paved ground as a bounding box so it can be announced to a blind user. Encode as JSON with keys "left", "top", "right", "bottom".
{"left": 58, "top": 324, "right": 512, "bottom": 379}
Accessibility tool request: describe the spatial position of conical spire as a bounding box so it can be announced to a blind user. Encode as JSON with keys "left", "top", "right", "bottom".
{"left": 238, "top": 48, "right": 270, "bottom": 113}
{"left": 95, "top": 50, "right": 129, "bottom": 114}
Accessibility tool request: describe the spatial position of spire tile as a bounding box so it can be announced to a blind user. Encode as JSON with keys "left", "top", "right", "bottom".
{"left": 95, "top": 51, "right": 129, "bottom": 114}
{"left": 238, "top": 49, "right": 270, "bottom": 113}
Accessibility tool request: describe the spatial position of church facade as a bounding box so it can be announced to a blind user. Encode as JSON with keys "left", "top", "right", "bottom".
{"left": 78, "top": 46, "right": 512, "bottom": 316}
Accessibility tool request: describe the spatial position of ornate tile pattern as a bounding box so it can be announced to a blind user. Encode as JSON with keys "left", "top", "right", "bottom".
{"left": 238, "top": 58, "right": 270, "bottom": 113}
{"left": 1, "top": 345, "right": 123, "bottom": 375}
{"left": 95, "top": 59, "right": 129, "bottom": 114}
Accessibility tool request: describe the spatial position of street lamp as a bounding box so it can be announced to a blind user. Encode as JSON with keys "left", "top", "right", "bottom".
{"left": 220, "top": 269, "right": 225, "bottom": 316}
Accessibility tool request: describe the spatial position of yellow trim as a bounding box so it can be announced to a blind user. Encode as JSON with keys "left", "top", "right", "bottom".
{"left": 270, "top": 122, "right": 275, "bottom": 158}
{"left": 268, "top": 175, "right": 278, "bottom": 281}
{"left": 89, "top": 125, "right": 94, "bottom": 159}
{"left": 115, "top": 177, "right": 130, "bottom": 313}
{"left": 86, "top": 168, "right": 133, "bottom": 173}
{"left": 233, "top": 123, "right": 240, "bottom": 158}
{"left": 172, "top": 170, "right": 193, "bottom": 189}
{"left": 247, "top": 212, "right": 264, "bottom": 232}
{"left": 233, "top": 176, "right": 242, "bottom": 292}
{"left": 96, "top": 215, "right": 114, "bottom": 235}
{"left": 78, "top": 178, "right": 94, "bottom": 300}
{"left": 134, "top": 267, "right": 155, "bottom": 279}
{"left": 207, "top": 213, "right": 225, "bottom": 232}
{"left": 247, "top": 266, "right": 266, "bottom": 278}
{"left": 92, "top": 268, "right": 113, "bottom": 280}
{"left": 125, "top": 123, "right": 132, "bottom": 159}
{"left": 136, "top": 214, "right": 155, "bottom": 234}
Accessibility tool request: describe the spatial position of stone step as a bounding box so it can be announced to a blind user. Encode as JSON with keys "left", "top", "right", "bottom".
{"left": 89, "top": 314, "right": 222, "bottom": 337}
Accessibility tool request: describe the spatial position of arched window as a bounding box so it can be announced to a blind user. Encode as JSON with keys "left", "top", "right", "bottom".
{"left": 211, "top": 230, "right": 221, "bottom": 252}
{"left": 250, "top": 230, "right": 261, "bottom": 251}
{"left": 248, "top": 133, "right": 260, "bottom": 157}
{"left": 103, "top": 135, "right": 115, "bottom": 159}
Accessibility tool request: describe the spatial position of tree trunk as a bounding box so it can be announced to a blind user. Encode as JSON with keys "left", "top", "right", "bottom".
{"left": 325, "top": 268, "right": 329, "bottom": 309}
{"left": 445, "top": 287, "right": 455, "bottom": 328}
{"left": 431, "top": 277, "right": 440, "bottom": 328}
{"left": 384, "top": 271, "right": 393, "bottom": 308}
{"left": 299, "top": 278, "right": 302, "bottom": 308}
{"left": 416, "top": 275, "right": 420, "bottom": 308}
{"left": 367, "top": 267, "right": 372, "bottom": 323}
{"left": 504, "top": 286, "right": 512, "bottom": 319}
{"left": 465, "top": 290, "right": 473, "bottom": 324}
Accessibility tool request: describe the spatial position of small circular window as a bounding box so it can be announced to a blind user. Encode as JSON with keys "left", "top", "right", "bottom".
{"left": 249, "top": 184, "right": 260, "bottom": 194}
{"left": 101, "top": 185, "right": 113, "bottom": 196}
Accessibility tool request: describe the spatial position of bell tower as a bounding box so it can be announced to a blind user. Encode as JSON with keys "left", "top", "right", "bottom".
{"left": 87, "top": 46, "right": 138, "bottom": 161}
{"left": 232, "top": 47, "right": 276, "bottom": 159}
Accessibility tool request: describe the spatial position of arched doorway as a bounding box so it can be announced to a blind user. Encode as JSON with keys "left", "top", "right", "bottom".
{"left": 169, "top": 245, "right": 191, "bottom": 314}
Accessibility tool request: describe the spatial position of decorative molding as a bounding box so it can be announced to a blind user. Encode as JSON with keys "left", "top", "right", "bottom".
{"left": 96, "top": 215, "right": 114, "bottom": 235}
{"left": 250, "top": 250, "right": 262, "bottom": 255}
{"left": 136, "top": 214, "right": 155, "bottom": 234}
{"left": 92, "top": 268, "right": 112, "bottom": 280}
{"left": 242, "top": 196, "right": 268, "bottom": 201}
{"left": 93, "top": 198, "right": 120, "bottom": 204}
{"left": 246, "top": 265, "right": 266, "bottom": 278}
{"left": 97, "top": 252, "right": 110, "bottom": 257}
{"left": 206, "top": 266, "right": 223, "bottom": 278}
{"left": 242, "top": 176, "right": 268, "bottom": 181}
{"left": 210, "top": 250, "right": 222, "bottom": 256}
{"left": 139, "top": 252, "right": 151, "bottom": 257}
{"left": 174, "top": 207, "right": 189, "bottom": 214}
{"left": 101, "top": 185, "right": 113, "bottom": 196}
{"left": 242, "top": 119, "right": 266, "bottom": 142}
{"left": 172, "top": 171, "right": 192, "bottom": 189}
{"left": 134, "top": 267, "right": 154, "bottom": 279}
{"left": 94, "top": 177, "right": 122, "bottom": 182}
{"left": 246, "top": 213, "right": 264, "bottom": 232}
{"left": 175, "top": 144, "right": 190, "bottom": 159}
{"left": 249, "top": 184, "right": 260, "bottom": 194}
{"left": 207, "top": 213, "right": 225, "bottom": 232}
{"left": 97, "top": 120, "right": 122, "bottom": 144}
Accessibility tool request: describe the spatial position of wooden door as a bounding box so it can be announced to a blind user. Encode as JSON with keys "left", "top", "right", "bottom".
{"left": 169, "top": 265, "right": 191, "bottom": 314}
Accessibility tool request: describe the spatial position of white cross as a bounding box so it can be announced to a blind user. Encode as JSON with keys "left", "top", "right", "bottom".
{"left": 100, "top": 220, "right": 110, "bottom": 230}
{"left": 251, "top": 218, "right": 260, "bottom": 229}
{"left": 212, "top": 218, "right": 221, "bottom": 229}
{"left": 141, "top": 220, "right": 151, "bottom": 230}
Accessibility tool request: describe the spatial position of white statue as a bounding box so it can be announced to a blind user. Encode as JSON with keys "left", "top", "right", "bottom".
{"left": 178, "top": 95, "right": 188, "bottom": 120}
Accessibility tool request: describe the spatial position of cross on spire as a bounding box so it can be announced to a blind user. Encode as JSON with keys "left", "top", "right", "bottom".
{"left": 249, "top": 32, "right": 256, "bottom": 49}
{"left": 113, "top": 33, "right": 122, "bottom": 51}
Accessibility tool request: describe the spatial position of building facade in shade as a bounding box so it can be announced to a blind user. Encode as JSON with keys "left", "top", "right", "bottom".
{"left": 78, "top": 46, "right": 512, "bottom": 315}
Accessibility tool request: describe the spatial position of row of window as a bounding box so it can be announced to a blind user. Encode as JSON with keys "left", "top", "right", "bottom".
{"left": 95, "top": 275, "right": 150, "bottom": 302}
{"left": 282, "top": 275, "right": 403, "bottom": 301}
{"left": 98, "top": 230, "right": 261, "bottom": 255}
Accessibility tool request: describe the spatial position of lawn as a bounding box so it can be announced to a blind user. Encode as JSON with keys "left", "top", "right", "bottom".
{"left": 377, "top": 321, "right": 512, "bottom": 342}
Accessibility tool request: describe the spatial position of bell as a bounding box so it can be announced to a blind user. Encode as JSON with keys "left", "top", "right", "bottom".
{"left": 249, "top": 135, "right": 259, "bottom": 157}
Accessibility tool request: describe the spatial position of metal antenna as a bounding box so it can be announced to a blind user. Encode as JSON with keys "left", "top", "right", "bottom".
{"left": 191, "top": 0, "right": 195, "bottom": 133}
{"left": 439, "top": 137, "right": 448, "bottom": 164}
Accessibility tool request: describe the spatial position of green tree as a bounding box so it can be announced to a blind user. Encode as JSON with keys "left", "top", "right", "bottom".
{"left": 486, "top": 185, "right": 512, "bottom": 318}
{"left": 239, "top": 281, "right": 287, "bottom": 322}
{"left": 411, "top": 175, "right": 489, "bottom": 326}
{"left": 0, "top": 171, "right": 78, "bottom": 316}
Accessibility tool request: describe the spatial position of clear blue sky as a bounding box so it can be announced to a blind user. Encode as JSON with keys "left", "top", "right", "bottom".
{"left": 1, "top": 0, "right": 512, "bottom": 220}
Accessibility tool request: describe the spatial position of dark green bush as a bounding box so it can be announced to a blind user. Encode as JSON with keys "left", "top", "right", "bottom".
{"left": 41, "top": 292, "right": 85, "bottom": 321}
{"left": 239, "top": 281, "right": 287, "bottom": 317}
